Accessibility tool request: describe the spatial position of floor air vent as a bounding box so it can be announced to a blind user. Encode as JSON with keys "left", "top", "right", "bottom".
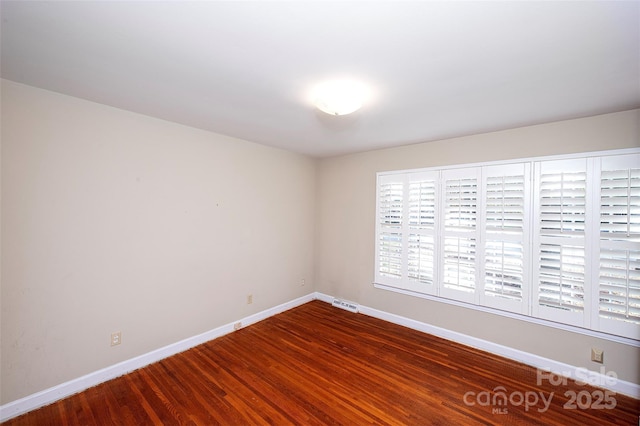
{"left": 332, "top": 298, "right": 359, "bottom": 313}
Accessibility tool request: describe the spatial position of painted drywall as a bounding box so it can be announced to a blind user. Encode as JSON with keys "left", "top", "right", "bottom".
{"left": 0, "top": 80, "right": 316, "bottom": 404}
{"left": 315, "top": 109, "right": 640, "bottom": 385}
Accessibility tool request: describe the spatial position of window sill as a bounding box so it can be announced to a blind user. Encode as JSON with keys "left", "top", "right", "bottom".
{"left": 373, "top": 282, "right": 640, "bottom": 347}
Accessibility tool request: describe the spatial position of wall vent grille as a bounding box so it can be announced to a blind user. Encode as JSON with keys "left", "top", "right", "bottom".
{"left": 332, "top": 298, "right": 359, "bottom": 313}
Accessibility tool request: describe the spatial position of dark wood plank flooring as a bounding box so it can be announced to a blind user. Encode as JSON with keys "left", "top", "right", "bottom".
{"left": 3, "top": 300, "right": 639, "bottom": 425}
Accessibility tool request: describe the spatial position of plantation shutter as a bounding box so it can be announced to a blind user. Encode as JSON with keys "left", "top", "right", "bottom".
{"left": 406, "top": 171, "right": 439, "bottom": 294}
{"left": 375, "top": 148, "right": 639, "bottom": 340}
{"left": 596, "top": 153, "right": 640, "bottom": 339}
{"left": 481, "top": 163, "right": 530, "bottom": 314}
{"left": 376, "top": 174, "right": 405, "bottom": 286}
{"left": 533, "top": 159, "right": 588, "bottom": 327}
{"left": 440, "top": 167, "right": 481, "bottom": 303}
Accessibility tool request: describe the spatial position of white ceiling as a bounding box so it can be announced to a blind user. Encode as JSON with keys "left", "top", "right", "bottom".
{"left": 2, "top": 1, "right": 639, "bottom": 157}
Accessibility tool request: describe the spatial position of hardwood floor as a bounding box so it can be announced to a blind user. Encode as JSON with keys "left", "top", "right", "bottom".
{"left": 3, "top": 300, "right": 639, "bottom": 425}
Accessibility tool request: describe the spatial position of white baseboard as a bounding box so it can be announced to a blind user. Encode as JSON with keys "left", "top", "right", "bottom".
{"left": 314, "top": 292, "right": 639, "bottom": 399}
{"left": 0, "top": 292, "right": 316, "bottom": 422}
{"left": 3, "top": 291, "right": 638, "bottom": 421}
{"left": 314, "top": 292, "right": 333, "bottom": 304}
{"left": 354, "top": 300, "right": 640, "bottom": 399}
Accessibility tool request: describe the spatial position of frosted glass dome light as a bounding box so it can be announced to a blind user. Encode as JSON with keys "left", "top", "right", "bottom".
{"left": 313, "top": 80, "right": 368, "bottom": 116}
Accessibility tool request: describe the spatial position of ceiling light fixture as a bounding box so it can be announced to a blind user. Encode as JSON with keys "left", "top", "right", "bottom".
{"left": 313, "top": 79, "right": 368, "bottom": 116}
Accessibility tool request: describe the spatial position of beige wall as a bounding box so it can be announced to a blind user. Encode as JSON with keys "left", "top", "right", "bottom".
{"left": 0, "top": 80, "right": 316, "bottom": 403}
{"left": 315, "top": 109, "right": 640, "bottom": 385}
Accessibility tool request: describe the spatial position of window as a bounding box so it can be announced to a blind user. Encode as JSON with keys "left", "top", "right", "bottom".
{"left": 440, "top": 168, "right": 480, "bottom": 303}
{"left": 407, "top": 173, "right": 438, "bottom": 289}
{"left": 375, "top": 171, "right": 438, "bottom": 295}
{"left": 374, "top": 149, "right": 640, "bottom": 340}
{"left": 533, "top": 158, "right": 588, "bottom": 327}
{"left": 377, "top": 176, "right": 403, "bottom": 282}
{"left": 481, "top": 163, "right": 530, "bottom": 314}
{"left": 595, "top": 154, "right": 640, "bottom": 338}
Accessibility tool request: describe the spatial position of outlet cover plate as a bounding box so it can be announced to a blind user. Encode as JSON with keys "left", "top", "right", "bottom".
{"left": 591, "top": 348, "right": 604, "bottom": 363}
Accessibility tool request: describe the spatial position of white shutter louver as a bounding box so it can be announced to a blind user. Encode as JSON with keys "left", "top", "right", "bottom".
{"left": 485, "top": 241, "right": 524, "bottom": 300}
{"left": 482, "top": 166, "right": 529, "bottom": 313}
{"left": 443, "top": 236, "right": 476, "bottom": 293}
{"left": 597, "top": 154, "right": 640, "bottom": 339}
{"left": 485, "top": 174, "right": 525, "bottom": 235}
{"left": 599, "top": 248, "right": 640, "bottom": 324}
{"left": 534, "top": 159, "right": 587, "bottom": 326}
{"left": 408, "top": 234, "right": 435, "bottom": 284}
{"left": 538, "top": 243, "right": 585, "bottom": 312}
{"left": 407, "top": 179, "right": 437, "bottom": 285}
{"left": 377, "top": 180, "right": 404, "bottom": 281}
{"left": 600, "top": 168, "right": 640, "bottom": 241}
{"left": 445, "top": 177, "right": 477, "bottom": 231}
{"left": 539, "top": 171, "right": 586, "bottom": 236}
{"left": 441, "top": 169, "right": 480, "bottom": 303}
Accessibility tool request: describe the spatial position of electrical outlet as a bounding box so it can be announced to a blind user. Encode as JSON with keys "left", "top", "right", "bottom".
{"left": 301, "top": 279, "right": 306, "bottom": 287}
{"left": 591, "top": 348, "right": 604, "bottom": 363}
{"left": 110, "top": 332, "right": 121, "bottom": 347}
{"left": 247, "top": 294, "right": 253, "bottom": 304}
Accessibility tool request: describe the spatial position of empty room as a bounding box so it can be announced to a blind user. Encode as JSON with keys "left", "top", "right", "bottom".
{"left": 1, "top": 1, "right": 639, "bottom": 425}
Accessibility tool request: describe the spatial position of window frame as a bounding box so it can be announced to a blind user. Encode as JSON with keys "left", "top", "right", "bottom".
{"left": 480, "top": 162, "right": 531, "bottom": 315}
{"left": 373, "top": 147, "right": 640, "bottom": 345}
